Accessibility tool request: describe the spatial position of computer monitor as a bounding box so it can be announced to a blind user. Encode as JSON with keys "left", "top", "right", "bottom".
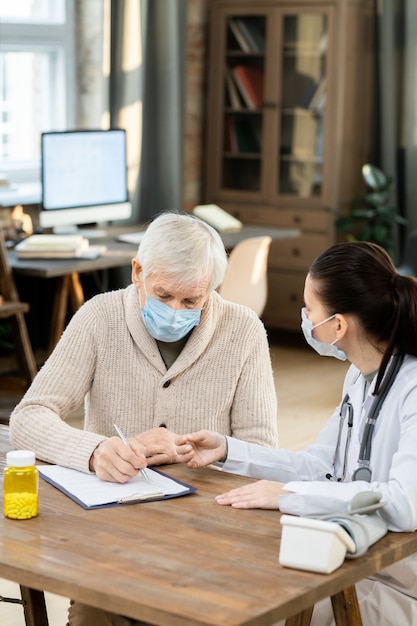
{"left": 40, "top": 129, "right": 132, "bottom": 234}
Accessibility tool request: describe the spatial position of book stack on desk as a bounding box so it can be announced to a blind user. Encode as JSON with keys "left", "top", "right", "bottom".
{"left": 15, "top": 234, "right": 91, "bottom": 259}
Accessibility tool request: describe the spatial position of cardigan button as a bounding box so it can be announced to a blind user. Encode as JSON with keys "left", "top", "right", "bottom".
{"left": 163, "top": 380, "right": 171, "bottom": 388}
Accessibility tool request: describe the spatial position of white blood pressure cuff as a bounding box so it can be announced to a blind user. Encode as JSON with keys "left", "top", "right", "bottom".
{"left": 326, "top": 512, "right": 388, "bottom": 559}
{"left": 279, "top": 512, "right": 387, "bottom": 573}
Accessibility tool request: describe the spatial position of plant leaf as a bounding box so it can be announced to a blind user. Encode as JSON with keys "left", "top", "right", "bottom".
{"left": 362, "top": 164, "right": 387, "bottom": 190}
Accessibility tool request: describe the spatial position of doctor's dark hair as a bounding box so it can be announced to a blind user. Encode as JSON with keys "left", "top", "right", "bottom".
{"left": 309, "top": 241, "right": 417, "bottom": 392}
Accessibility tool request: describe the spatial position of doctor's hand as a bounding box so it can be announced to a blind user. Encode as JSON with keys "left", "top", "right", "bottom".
{"left": 175, "top": 430, "right": 227, "bottom": 468}
{"left": 215, "top": 480, "right": 290, "bottom": 510}
{"left": 89, "top": 436, "right": 147, "bottom": 483}
{"left": 135, "top": 427, "right": 179, "bottom": 466}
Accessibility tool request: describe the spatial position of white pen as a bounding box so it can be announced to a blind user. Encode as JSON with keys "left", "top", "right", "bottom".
{"left": 113, "top": 423, "right": 150, "bottom": 483}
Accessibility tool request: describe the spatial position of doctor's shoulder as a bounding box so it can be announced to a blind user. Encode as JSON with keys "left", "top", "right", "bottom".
{"left": 396, "top": 354, "right": 417, "bottom": 391}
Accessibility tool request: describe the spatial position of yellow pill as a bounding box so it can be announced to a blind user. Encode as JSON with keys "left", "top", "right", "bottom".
{"left": 4, "top": 492, "right": 38, "bottom": 519}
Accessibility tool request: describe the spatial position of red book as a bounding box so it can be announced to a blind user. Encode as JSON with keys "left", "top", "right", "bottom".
{"left": 232, "top": 65, "right": 264, "bottom": 110}
{"left": 224, "top": 115, "right": 238, "bottom": 152}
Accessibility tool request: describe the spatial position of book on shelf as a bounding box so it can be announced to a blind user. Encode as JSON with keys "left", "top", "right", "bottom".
{"left": 225, "top": 116, "right": 260, "bottom": 154}
{"left": 308, "top": 76, "right": 327, "bottom": 111}
{"left": 318, "top": 31, "right": 328, "bottom": 54}
{"left": 224, "top": 115, "right": 238, "bottom": 152}
{"left": 315, "top": 116, "right": 324, "bottom": 159}
{"left": 228, "top": 18, "right": 252, "bottom": 53}
{"left": 287, "top": 161, "right": 316, "bottom": 198}
{"left": 234, "top": 17, "right": 265, "bottom": 53}
{"left": 234, "top": 118, "right": 260, "bottom": 153}
{"left": 296, "top": 14, "right": 325, "bottom": 49}
{"left": 299, "top": 80, "right": 319, "bottom": 109}
{"left": 232, "top": 65, "right": 264, "bottom": 110}
{"left": 225, "top": 68, "right": 243, "bottom": 110}
{"left": 280, "top": 108, "right": 319, "bottom": 160}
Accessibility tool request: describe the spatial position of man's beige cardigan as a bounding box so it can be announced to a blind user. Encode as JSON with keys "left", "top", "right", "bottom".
{"left": 10, "top": 285, "right": 278, "bottom": 472}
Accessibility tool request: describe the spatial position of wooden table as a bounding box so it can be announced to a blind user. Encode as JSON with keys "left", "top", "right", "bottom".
{"left": 2, "top": 426, "right": 416, "bottom": 626}
{"left": 8, "top": 225, "right": 300, "bottom": 352}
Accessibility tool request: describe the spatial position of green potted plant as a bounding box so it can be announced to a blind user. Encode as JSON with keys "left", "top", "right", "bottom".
{"left": 329, "top": 164, "right": 407, "bottom": 263}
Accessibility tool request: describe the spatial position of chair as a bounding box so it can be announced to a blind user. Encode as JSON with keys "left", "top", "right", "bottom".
{"left": 218, "top": 236, "right": 272, "bottom": 317}
{"left": 0, "top": 230, "right": 37, "bottom": 392}
{"left": 397, "top": 229, "right": 417, "bottom": 276}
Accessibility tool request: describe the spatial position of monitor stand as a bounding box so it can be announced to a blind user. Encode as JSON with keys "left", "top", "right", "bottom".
{"left": 77, "top": 227, "right": 108, "bottom": 239}
{"left": 51, "top": 224, "right": 108, "bottom": 239}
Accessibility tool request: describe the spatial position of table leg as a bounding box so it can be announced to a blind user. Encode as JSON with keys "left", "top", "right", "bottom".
{"left": 331, "top": 586, "right": 363, "bottom": 626}
{"left": 19, "top": 586, "right": 49, "bottom": 626}
{"left": 285, "top": 585, "right": 362, "bottom": 626}
{"left": 68, "top": 272, "right": 84, "bottom": 311}
{"left": 285, "top": 606, "right": 314, "bottom": 625}
{"left": 48, "top": 275, "right": 71, "bottom": 353}
{"left": 48, "top": 273, "right": 85, "bottom": 354}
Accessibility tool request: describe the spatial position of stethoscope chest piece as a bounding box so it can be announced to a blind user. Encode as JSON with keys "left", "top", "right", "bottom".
{"left": 352, "top": 466, "right": 372, "bottom": 482}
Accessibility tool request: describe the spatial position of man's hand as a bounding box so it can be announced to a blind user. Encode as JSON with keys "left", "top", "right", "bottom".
{"left": 89, "top": 437, "right": 147, "bottom": 483}
{"left": 135, "top": 427, "right": 179, "bottom": 466}
{"left": 175, "top": 430, "right": 227, "bottom": 468}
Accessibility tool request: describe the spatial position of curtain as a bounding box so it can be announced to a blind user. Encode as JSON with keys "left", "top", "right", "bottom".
{"left": 375, "top": 0, "right": 417, "bottom": 259}
{"left": 109, "top": 0, "right": 187, "bottom": 223}
{"left": 402, "top": 1, "right": 417, "bottom": 232}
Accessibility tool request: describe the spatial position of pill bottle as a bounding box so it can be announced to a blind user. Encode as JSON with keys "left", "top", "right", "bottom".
{"left": 3, "top": 450, "right": 38, "bottom": 519}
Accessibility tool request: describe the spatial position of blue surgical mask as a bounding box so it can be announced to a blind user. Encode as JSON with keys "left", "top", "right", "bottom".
{"left": 301, "top": 307, "right": 347, "bottom": 361}
{"left": 140, "top": 293, "right": 201, "bottom": 343}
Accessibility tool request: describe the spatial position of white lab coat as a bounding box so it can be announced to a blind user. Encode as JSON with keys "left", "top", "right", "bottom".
{"left": 222, "top": 354, "right": 417, "bottom": 625}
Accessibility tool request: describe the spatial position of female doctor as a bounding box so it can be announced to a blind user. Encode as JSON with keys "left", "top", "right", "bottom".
{"left": 177, "top": 241, "right": 417, "bottom": 625}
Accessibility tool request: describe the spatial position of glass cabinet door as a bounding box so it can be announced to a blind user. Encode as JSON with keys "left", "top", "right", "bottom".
{"left": 278, "top": 11, "right": 328, "bottom": 199}
{"left": 212, "top": 7, "right": 331, "bottom": 204}
{"left": 221, "top": 13, "right": 266, "bottom": 193}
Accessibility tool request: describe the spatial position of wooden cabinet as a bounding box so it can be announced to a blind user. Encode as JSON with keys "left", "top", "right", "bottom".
{"left": 204, "top": 0, "right": 375, "bottom": 330}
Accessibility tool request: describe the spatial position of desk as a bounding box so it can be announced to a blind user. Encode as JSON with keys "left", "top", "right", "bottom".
{"left": 1, "top": 426, "right": 417, "bottom": 626}
{"left": 8, "top": 225, "right": 300, "bottom": 352}
{"left": 9, "top": 237, "right": 136, "bottom": 352}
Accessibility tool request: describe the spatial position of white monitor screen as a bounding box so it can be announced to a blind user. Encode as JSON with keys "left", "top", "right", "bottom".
{"left": 40, "top": 129, "right": 131, "bottom": 230}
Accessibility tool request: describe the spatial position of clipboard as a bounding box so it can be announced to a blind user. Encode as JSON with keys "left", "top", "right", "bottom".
{"left": 38, "top": 464, "right": 196, "bottom": 510}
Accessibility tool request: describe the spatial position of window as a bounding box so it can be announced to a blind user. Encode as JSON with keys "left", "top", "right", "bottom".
{"left": 0, "top": 0, "right": 75, "bottom": 185}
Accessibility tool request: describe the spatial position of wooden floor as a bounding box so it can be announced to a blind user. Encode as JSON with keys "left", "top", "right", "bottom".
{"left": 0, "top": 329, "right": 349, "bottom": 625}
{"left": 269, "top": 329, "right": 349, "bottom": 450}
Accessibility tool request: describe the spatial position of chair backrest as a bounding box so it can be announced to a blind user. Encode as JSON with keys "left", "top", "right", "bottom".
{"left": 218, "top": 236, "right": 272, "bottom": 317}
{"left": 0, "top": 229, "right": 19, "bottom": 301}
{"left": 0, "top": 229, "right": 38, "bottom": 386}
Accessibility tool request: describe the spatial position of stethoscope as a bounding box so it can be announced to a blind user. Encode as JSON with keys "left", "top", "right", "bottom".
{"left": 327, "top": 353, "right": 405, "bottom": 483}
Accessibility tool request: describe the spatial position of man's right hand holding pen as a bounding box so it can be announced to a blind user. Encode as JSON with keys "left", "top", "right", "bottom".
{"left": 89, "top": 426, "right": 181, "bottom": 483}
{"left": 89, "top": 435, "right": 148, "bottom": 483}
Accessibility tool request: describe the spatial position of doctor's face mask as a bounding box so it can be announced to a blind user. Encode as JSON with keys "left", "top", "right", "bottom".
{"left": 301, "top": 307, "right": 347, "bottom": 361}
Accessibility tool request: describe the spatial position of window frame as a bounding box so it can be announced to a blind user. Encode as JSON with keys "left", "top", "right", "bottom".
{"left": 0, "top": 0, "right": 75, "bottom": 185}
